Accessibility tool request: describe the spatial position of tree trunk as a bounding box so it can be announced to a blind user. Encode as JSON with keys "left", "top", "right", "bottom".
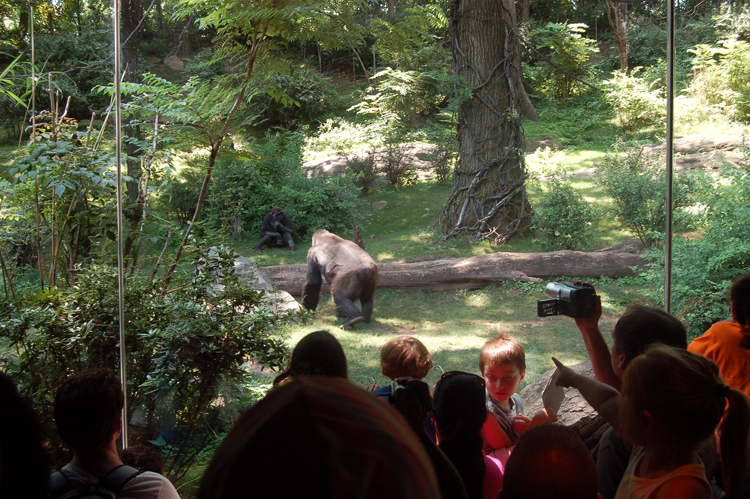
{"left": 521, "top": 0, "right": 530, "bottom": 24}
{"left": 604, "top": 0, "right": 628, "bottom": 71}
{"left": 263, "top": 240, "right": 646, "bottom": 296}
{"left": 441, "top": 0, "right": 537, "bottom": 244}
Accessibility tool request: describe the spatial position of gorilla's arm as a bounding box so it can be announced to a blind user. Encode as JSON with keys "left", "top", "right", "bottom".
{"left": 277, "top": 214, "right": 295, "bottom": 236}
{"left": 301, "top": 254, "right": 322, "bottom": 310}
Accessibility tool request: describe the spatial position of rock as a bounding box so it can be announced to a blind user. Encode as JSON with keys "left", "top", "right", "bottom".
{"left": 646, "top": 135, "right": 745, "bottom": 154}
{"left": 232, "top": 256, "right": 301, "bottom": 314}
{"left": 372, "top": 201, "right": 388, "bottom": 210}
{"left": 674, "top": 151, "right": 744, "bottom": 171}
{"left": 145, "top": 55, "right": 161, "bottom": 65}
{"left": 164, "top": 55, "right": 185, "bottom": 70}
{"left": 526, "top": 135, "right": 563, "bottom": 153}
{"left": 521, "top": 361, "right": 609, "bottom": 451}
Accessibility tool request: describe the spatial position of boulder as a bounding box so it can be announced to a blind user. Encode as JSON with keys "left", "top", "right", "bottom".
{"left": 164, "top": 55, "right": 185, "bottom": 70}
{"left": 145, "top": 55, "right": 161, "bottom": 66}
{"left": 526, "top": 135, "right": 563, "bottom": 153}
{"left": 646, "top": 135, "right": 745, "bottom": 154}
{"left": 372, "top": 200, "right": 388, "bottom": 210}
{"left": 520, "top": 361, "right": 608, "bottom": 451}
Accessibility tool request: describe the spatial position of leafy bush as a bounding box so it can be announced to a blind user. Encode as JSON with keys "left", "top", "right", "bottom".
{"left": 603, "top": 68, "right": 666, "bottom": 131}
{"left": 346, "top": 151, "right": 378, "bottom": 195}
{"left": 532, "top": 177, "right": 595, "bottom": 250}
{"left": 381, "top": 142, "right": 418, "bottom": 187}
{"left": 195, "top": 131, "right": 368, "bottom": 238}
{"left": 248, "top": 66, "right": 338, "bottom": 126}
{"left": 349, "top": 67, "right": 452, "bottom": 126}
{"left": 0, "top": 242, "right": 289, "bottom": 477}
{"left": 32, "top": 32, "right": 112, "bottom": 117}
{"left": 689, "top": 37, "right": 750, "bottom": 122}
{"left": 594, "top": 143, "right": 700, "bottom": 247}
{"left": 640, "top": 153, "right": 750, "bottom": 338}
{"left": 526, "top": 23, "right": 599, "bottom": 99}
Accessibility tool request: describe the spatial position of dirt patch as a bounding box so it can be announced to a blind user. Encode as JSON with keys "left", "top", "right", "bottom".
{"left": 303, "top": 143, "right": 439, "bottom": 181}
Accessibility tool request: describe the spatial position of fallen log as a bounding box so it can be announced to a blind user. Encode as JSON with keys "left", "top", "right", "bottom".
{"left": 264, "top": 239, "right": 646, "bottom": 297}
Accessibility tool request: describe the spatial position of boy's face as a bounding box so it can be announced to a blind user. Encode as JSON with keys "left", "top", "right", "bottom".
{"left": 483, "top": 361, "right": 525, "bottom": 403}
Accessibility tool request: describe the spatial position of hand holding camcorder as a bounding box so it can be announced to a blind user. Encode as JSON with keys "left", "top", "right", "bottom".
{"left": 537, "top": 281, "right": 597, "bottom": 319}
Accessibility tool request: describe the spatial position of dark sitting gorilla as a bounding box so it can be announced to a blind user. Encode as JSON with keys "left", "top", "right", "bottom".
{"left": 302, "top": 229, "right": 378, "bottom": 328}
{"left": 252, "top": 206, "right": 296, "bottom": 254}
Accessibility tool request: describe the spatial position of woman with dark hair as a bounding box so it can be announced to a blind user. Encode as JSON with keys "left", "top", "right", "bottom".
{"left": 432, "top": 371, "right": 504, "bottom": 499}
{"left": 689, "top": 274, "right": 750, "bottom": 400}
{"left": 273, "top": 330, "right": 348, "bottom": 386}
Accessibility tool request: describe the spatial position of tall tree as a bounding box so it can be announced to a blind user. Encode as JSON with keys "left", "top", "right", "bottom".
{"left": 441, "top": 0, "right": 537, "bottom": 243}
{"left": 604, "top": 0, "right": 627, "bottom": 70}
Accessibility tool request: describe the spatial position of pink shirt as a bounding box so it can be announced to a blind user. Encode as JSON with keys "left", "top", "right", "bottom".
{"left": 483, "top": 454, "right": 504, "bottom": 499}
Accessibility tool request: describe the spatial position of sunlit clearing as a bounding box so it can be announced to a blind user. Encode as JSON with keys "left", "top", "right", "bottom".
{"left": 377, "top": 252, "right": 395, "bottom": 260}
{"left": 465, "top": 293, "right": 490, "bottom": 308}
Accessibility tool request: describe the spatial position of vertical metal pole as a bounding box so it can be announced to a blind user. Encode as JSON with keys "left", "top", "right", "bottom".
{"left": 665, "top": 0, "right": 675, "bottom": 313}
{"left": 114, "top": 0, "right": 129, "bottom": 448}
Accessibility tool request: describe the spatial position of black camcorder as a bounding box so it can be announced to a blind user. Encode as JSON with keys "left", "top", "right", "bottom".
{"left": 537, "top": 281, "right": 597, "bottom": 319}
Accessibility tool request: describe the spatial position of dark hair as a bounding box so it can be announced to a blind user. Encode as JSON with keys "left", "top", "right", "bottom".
{"left": 380, "top": 336, "right": 433, "bottom": 380}
{"left": 502, "top": 424, "right": 597, "bottom": 499}
{"left": 612, "top": 305, "right": 687, "bottom": 363}
{"left": 432, "top": 372, "right": 486, "bottom": 499}
{"left": 54, "top": 368, "right": 124, "bottom": 454}
{"left": 620, "top": 345, "right": 750, "bottom": 499}
{"left": 731, "top": 274, "right": 750, "bottom": 327}
{"left": 0, "top": 372, "right": 50, "bottom": 499}
{"left": 198, "top": 377, "right": 441, "bottom": 499}
{"left": 479, "top": 332, "right": 526, "bottom": 373}
{"left": 119, "top": 445, "right": 164, "bottom": 473}
{"left": 273, "top": 331, "right": 348, "bottom": 386}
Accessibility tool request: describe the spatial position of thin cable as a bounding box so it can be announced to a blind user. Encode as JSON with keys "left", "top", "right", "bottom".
{"left": 665, "top": 0, "right": 675, "bottom": 313}
{"left": 113, "top": 0, "right": 129, "bottom": 448}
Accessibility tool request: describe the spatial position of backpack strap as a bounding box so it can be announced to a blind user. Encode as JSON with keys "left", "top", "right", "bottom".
{"left": 49, "top": 470, "right": 77, "bottom": 499}
{"left": 97, "top": 465, "right": 143, "bottom": 495}
{"left": 49, "top": 466, "right": 142, "bottom": 498}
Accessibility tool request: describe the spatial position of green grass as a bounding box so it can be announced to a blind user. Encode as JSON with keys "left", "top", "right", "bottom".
{"left": 261, "top": 278, "right": 644, "bottom": 393}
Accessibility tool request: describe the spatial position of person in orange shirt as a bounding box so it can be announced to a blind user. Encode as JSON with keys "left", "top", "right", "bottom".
{"left": 688, "top": 274, "right": 750, "bottom": 399}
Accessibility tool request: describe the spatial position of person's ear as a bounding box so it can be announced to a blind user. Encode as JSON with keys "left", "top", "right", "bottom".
{"left": 519, "top": 370, "right": 526, "bottom": 382}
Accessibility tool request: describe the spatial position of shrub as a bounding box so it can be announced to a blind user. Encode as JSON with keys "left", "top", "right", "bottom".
{"left": 526, "top": 23, "right": 599, "bottom": 99}
{"left": 346, "top": 151, "right": 378, "bottom": 195}
{"left": 603, "top": 68, "right": 666, "bottom": 131}
{"left": 248, "top": 66, "right": 338, "bottom": 126}
{"left": 689, "top": 37, "right": 750, "bottom": 122}
{"left": 381, "top": 142, "right": 418, "bottom": 187}
{"left": 349, "top": 67, "right": 452, "bottom": 126}
{"left": 0, "top": 242, "right": 289, "bottom": 477}
{"left": 640, "top": 152, "right": 750, "bottom": 338}
{"left": 194, "top": 131, "right": 368, "bottom": 238}
{"left": 426, "top": 137, "right": 457, "bottom": 184}
{"left": 532, "top": 177, "right": 595, "bottom": 251}
{"left": 594, "top": 143, "right": 700, "bottom": 247}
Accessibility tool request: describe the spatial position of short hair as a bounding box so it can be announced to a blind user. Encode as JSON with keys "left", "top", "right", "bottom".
{"left": 731, "top": 274, "right": 750, "bottom": 327}
{"left": 479, "top": 332, "right": 526, "bottom": 373}
{"left": 198, "top": 377, "right": 442, "bottom": 499}
{"left": 273, "top": 330, "right": 348, "bottom": 386}
{"left": 612, "top": 305, "right": 687, "bottom": 363}
{"left": 54, "top": 368, "right": 124, "bottom": 453}
{"left": 502, "top": 424, "right": 597, "bottom": 499}
{"left": 380, "top": 336, "right": 433, "bottom": 380}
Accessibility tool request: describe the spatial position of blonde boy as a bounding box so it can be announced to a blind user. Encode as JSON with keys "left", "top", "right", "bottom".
{"left": 480, "top": 333, "right": 555, "bottom": 462}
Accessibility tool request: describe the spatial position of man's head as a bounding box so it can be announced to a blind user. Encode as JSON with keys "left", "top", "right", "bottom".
{"left": 54, "top": 369, "right": 123, "bottom": 454}
{"left": 480, "top": 333, "right": 526, "bottom": 403}
{"left": 610, "top": 305, "right": 687, "bottom": 378}
{"left": 380, "top": 336, "right": 433, "bottom": 380}
{"left": 502, "top": 424, "right": 598, "bottom": 499}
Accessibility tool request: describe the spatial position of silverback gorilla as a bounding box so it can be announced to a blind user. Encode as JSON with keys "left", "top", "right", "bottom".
{"left": 302, "top": 230, "right": 378, "bottom": 328}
